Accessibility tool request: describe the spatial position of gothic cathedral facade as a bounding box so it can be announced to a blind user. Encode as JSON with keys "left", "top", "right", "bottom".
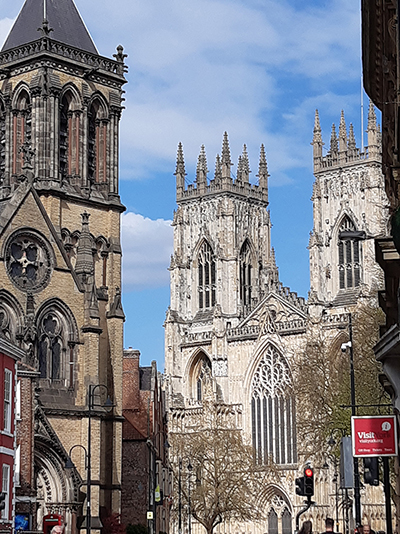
{"left": 0, "top": 0, "right": 126, "bottom": 531}
{"left": 165, "top": 105, "right": 389, "bottom": 534}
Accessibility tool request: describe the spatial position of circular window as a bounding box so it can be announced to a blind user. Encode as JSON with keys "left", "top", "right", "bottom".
{"left": 5, "top": 231, "right": 53, "bottom": 292}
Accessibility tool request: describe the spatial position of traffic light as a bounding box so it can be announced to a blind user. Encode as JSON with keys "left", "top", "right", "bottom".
{"left": 295, "top": 476, "right": 305, "bottom": 496}
{"left": 0, "top": 492, "right": 6, "bottom": 511}
{"left": 304, "top": 467, "right": 314, "bottom": 496}
{"left": 364, "top": 457, "right": 379, "bottom": 486}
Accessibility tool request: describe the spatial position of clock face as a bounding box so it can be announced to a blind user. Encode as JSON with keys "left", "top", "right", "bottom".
{"left": 5, "top": 231, "right": 53, "bottom": 292}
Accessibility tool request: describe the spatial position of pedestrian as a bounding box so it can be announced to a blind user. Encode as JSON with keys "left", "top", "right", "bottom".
{"left": 363, "top": 524, "right": 375, "bottom": 534}
{"left": 321, "top": 517, "right": 335, "bottom": 534}
{"left": 299, "top": 520, "right": 312, "bottom": 534}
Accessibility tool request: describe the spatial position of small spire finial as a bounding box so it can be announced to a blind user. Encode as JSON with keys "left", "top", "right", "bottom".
{"left": 214, "top": 154, "right": 222, "bottom": 182}
{"left": 339, "top": 110, "right": 347, "bottom": 152}
{"left": 175, "top": 142, "right": 186, "bottom": 199}
{"left": 221, "top": 132, "right": 233, "bottom": 179}
{"left": 241, "top": 144, "right": 250, "bottom": 182}
{"left": 196, "top": 145, "right": 208, "bottom": 192}
{"left": 257, "top": 144, "right": 269, "bottom": 201}
{"left": 329, "top": 124, "right": 338, "bottom": 155}
{"left": 348, "top": 123, "right": 356, "bottom": 150}
{"left": 367, "top": 100, "right": 377, "bottom": 130}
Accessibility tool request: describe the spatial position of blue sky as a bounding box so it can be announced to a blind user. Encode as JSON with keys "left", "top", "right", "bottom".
{"left": 0, "top": 0, "right": 368, "bottom": 369}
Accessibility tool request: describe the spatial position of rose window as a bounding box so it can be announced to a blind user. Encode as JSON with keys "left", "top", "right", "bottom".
{"left": 5, "top": 232, "right": 53, "bottom": 292}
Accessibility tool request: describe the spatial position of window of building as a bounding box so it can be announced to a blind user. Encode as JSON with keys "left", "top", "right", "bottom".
{"left": 1, "top": 464, "right": 9, "bottom": 519}
{"left": 282, "top": 508, "right": 292, "bottom": 534}
{"left": 15, "top": 379, "right": 20, "bottom": 421}
{"left": 3, "top": 370, "right": 11, "bottom": 433}
{"left": 38, "top": 312, "right": 64, "bottom": 380}
{"left": 198, "top": 241, "right": 216, "bottom": 309}
{"left": 59, "top": 95, "right": 69, "bottom": 178}
{"left": 15, "top": 445, "right": 20, "bottom": 487}
{"left": 251, "top": 345, "right": 296, "bottom": 465}
{"left": 87, "top": 101, "right": 107, "bottom": 185}
{"left": 338, "top": 216, "right": 361, "bottom": 289}
{"left": 12, "top": 90, "right": 31, "bottom": 176}
{"left": 239, "top": 240, "right": 252, "bottom": 308}
{"left": 190, "top": 354, "right": 212, "bottom": 402}
{"left": 268, "top": 509, "right": 278, "bottom": 534}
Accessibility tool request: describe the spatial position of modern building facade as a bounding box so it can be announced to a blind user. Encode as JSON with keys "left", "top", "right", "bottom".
{"left": 0, "top": 0, "right": 127, "bottom": 531}
{"left": 165, "top": 109, "right": 389, "bottom": 533}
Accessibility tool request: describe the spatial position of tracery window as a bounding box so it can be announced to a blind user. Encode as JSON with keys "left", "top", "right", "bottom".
{"left": 282, "top": 508, "right": 292, "bottom": 534}
{"left": 239, "top": 240, "right": 252, "bottom": 308}
{"left": 190, "top": 353, "right": 212, "bottom": 402}
{"left": 251, "top": 345, "right": 296, "bottom": 465}
{"left": 37, "top": 305, "right": 77, "bottom": 386}
{"left": 338, "top": 216, "right": 361, "bottom": 289}
{"left": 60, "top": 92, "right": 81, "bottom": 179}
{"left": 268, "top": 509, "right": 278, "bottom": 534}
{"left": 87, "top": 100, "right": 107, "bottom": 185}
{"left": 198, "top": 241, "right": 216, "bottom": 309}
{"left": 12, "top": 90, "right": 31, "bottom": 175}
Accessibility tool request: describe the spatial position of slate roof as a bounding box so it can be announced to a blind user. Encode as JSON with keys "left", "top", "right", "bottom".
{"left": 2, "top": 0, "right": 98, "bottom": 54}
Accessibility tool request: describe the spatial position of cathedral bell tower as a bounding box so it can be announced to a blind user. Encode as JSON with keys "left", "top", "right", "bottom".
{"left": 0, "top": 0, "right": 127, "bottom": 530}
{"left": 309, "top": 104, "right": 387, "bottom": 308}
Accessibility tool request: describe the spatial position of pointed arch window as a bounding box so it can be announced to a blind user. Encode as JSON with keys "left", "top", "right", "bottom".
{"left": 12, "top": 90, "right": 31, "bottom": 176}
{"left": 60, "top": 92, "right": 80, "bottom": 179}
{"left": 198, "top": 241, "right": 216, "bottom": 309}
{"left": 338, "top": 217, "right": 362, "bottom": 289}
{"left": 268, "top": 509, "right": 278, "bottom": 534}
{"left": 37, "top": 305, "right": 77, "bottom": 387}
{"left": 240, "top": 240, "right": 252, "bottom": 308}
{"left": 282, "top": 508, "right": 292, "bottom": 534}
{"left": 251, "top": 345, "right": 296, "bottom": 465}
{"left": 190, "top": 353, "right": 212, "bottom": 403}
{"left": 87, "top": 101, "right": 108, "bottom": 185}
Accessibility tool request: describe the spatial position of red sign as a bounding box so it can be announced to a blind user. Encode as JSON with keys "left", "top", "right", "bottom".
{"left": 352, "top": 415, "right": 398, "bottom": 457}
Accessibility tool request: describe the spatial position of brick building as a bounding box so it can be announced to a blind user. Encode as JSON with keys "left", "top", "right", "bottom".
{"left": 0, "top": 337, "right": 24, "bottom": 531}
{"left": 122, "top": 350, "right": 170, "bottom": 534}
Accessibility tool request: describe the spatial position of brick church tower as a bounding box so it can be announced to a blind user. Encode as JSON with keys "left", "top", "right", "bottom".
{"left": 0, "top": 0, "right": 127, "bottom": 530}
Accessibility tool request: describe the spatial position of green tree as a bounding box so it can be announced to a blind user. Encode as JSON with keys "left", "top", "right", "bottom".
{"left": 294, "top": 301, "right": 388, "bottom": 459}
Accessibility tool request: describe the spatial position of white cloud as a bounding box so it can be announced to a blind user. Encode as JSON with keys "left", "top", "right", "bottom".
{"left": 121, "top": 212, "right": 173, "bottom": 291}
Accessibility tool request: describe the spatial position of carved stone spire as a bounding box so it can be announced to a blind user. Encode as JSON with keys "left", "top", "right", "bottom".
{"left": 75, "top": 212, "right": 94, "bottom": 284}
{"left": 241, "top": 144, "right": 250, "bottom": 183}
{"left": 214, "top": 154, "right": 222, "bottom": 184}
{"left": 257, "top": 144, "right": 269, "bottom": 202}
{"left": 312, "top": 110, "right": 324, "bottom": 167}
{"left": 339, "top": 110, "right": 347, "bottom": 153}
{"left": 367, "top": 100, "right": 380, "bottom": 155}
{"left": 221, "top": 132, "right": 233, "bottom": 180}
{"left": 196, "top": 145, "right": 208, "bottom": 194}
{"left": 348, "top": 123, "right": 357, "bottom": 151}
{"left": 329, "top": 124, "right": 338, "bottom": 155}
{"left": 236, "top": 155, "right": 243, "bottom": 183}
{"left": 175, "top": 142, "right": 186, "bottom": 200}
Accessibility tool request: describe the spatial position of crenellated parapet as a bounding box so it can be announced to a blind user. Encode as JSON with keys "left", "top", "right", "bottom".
{"left": 312, "top": 102, "right": 381, "bottom": 173}
{"left": 175, "top": 132, "right": 269, "bottom": 203}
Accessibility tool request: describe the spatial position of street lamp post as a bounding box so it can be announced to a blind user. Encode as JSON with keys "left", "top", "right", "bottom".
{"left": 65, "top": 445, "right": 89, "bottom": 532}
{"left": 347, "top": 314, "right": 361, "bottom": 526}
{"left": 87, "top": 384, "right": 114, "bottom": 534}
